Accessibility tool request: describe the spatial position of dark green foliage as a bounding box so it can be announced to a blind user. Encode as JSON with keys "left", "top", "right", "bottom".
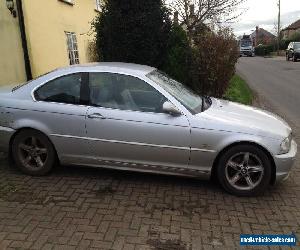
{"left": 93, "top": 0, "right": 172, "bottom": 69}
{"left": 254, "top": 45, "right": 274, "bottom": 56}
{"left": 162, "top": 24, "right": 191, "bottom": 85}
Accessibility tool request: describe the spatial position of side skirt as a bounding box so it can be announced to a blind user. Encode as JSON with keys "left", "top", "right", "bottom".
{"left": 64, "top": 157, "right": 211, "bottom": 180}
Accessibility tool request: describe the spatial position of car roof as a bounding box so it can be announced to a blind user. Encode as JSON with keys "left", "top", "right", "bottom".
{"left": 54, "top": 62, "right": 156, "bottom": 76}
{"left": 11, "top": 63, "right": 157, "bottom": 95}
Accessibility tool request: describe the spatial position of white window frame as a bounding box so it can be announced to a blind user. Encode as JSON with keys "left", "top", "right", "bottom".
{"left": 65, "top": 32, "right": 80, "bottom": 65}
{"left": 95, "top": 0, "right": 101, "bottom": 12}
{"left": 59, "top": 0, "right": 74, "bottom": 5}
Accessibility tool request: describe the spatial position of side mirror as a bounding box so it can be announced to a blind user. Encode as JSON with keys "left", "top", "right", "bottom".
{"left": 162, "top": 101, "right": 181, "bottom": 116}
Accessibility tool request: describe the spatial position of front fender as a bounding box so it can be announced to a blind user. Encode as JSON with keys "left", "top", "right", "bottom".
{"left": 189, "top": 127, "right": 281, "bottom": 174}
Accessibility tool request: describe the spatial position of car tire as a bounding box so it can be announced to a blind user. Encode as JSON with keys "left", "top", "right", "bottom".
{"left": 12, "top": 129, "right": 56, "bottom": 176}
{"left": 292, "top": 54, "right": 297, "bottom": 62}
{"left": 217, "top": 144, "right": 272, "bottom": 196}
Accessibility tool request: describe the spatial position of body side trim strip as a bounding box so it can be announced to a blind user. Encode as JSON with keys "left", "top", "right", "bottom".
{"left": 50, "top": 133, "right": 216, "bottom": 153}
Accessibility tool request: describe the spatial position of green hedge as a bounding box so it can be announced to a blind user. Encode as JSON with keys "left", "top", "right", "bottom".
{"left": 255, "top": 45, "right": 274, "bottom": 56}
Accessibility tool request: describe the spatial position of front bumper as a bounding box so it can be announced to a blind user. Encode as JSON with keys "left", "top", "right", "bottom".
{"left": 274, "top": 139, "right": 297, "bottom": 183}
{"left": 240, "top": 51, "right": 253, "bottom": 56}
{"left": 0, "top": 126, "right": 15, "bottom": 153}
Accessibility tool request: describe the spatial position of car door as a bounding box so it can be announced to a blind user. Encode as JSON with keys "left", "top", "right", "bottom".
{"left": 85, "top": 72, "right": 191, "bottom": 173}
{"left": 33, "top": 72, "right": 90, "bottom": 164}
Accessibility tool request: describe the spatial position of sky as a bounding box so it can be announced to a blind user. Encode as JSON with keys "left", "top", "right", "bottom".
{"left": 232, "top": 0, "right": 300, "bottom": 36}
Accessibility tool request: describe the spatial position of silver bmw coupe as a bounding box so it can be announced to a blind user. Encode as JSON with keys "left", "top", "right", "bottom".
{"left": 0, "top": 63, "right": 297, "bottom": 196}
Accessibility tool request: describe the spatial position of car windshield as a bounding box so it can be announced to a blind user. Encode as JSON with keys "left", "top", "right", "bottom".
{"left": 294, "top": 43, "right": 300, "bottom": 49}
{"left": 147, "top": 70, "right": 204, "bottom": 114}
{"left": 241, "top": 40, "right": 252, "bottom": 47}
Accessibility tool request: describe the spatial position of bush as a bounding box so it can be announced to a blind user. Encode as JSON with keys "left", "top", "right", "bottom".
{"left": 280, "top": 32, "right": 300, "bottom": 50}
{"left": 162, "top": 24, "right": 191, "bottom": 85}
{"left": 92, "top": 2, "right": 240, "bottom": 98}
{"left": 189, "top": 28, "right": 239, "bottom": 97}
{"left": 254, "top": 45, "right": 274, "bottom": 56}
{"left": 93, "top": 0, "right": 171, "bottom": 69}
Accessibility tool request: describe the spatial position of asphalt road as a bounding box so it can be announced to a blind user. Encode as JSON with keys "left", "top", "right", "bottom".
{"left": 237, "top": 56, "right": 300, "bottom": 131}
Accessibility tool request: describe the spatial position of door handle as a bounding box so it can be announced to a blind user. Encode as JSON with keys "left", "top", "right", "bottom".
{"left": 87, "top": 113, "right": 106, "bottom": 119}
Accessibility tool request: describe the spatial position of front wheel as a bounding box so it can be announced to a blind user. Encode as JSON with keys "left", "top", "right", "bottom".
{"left": 292, "top": 54, "right": 297, "bottom": 62}
{"left": 12, "top": 129, "right": 56, "bottom": 176}
{"left": 217, "top": 145, "right": 272, "bottom": 196}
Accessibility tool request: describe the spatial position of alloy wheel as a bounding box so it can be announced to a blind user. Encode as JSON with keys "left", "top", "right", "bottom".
{"left": 18, "top": 136, "right": 48, "bottom": 170}
{"left": 225, "top": 152, "right": 264, "bottom": 191}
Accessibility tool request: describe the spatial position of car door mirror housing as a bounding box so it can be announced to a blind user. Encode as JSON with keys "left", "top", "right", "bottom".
{"left": 162, "top": 101, "right": 181, "bottom": 116}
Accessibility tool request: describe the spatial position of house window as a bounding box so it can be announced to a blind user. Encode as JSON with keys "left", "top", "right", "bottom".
{"left": 65, "top": 32, "right": 80, "bottom": 65}
{"left": 59, "top": 0, "right": 74, "bottom": 5}
{"left": 95, "top": 0, "right": 101, "bottom": 11}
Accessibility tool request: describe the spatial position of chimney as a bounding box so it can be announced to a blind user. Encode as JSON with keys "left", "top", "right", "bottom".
{"left": 190, "top": 4, "right": 195, "bottom": 16}
{"left": 174, "top": 11, "right": 179, "bottom": 25}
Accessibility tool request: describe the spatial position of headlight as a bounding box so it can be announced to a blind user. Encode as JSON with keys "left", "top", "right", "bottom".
{"left": 280, "top": 134, "right": 292, "bottom": 154}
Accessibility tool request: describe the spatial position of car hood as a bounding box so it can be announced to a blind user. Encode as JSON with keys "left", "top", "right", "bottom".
{"left": 193, "top": 98, "right": 291, "bottom": 140}
{"left": 0, "top": 85, "right": 14, "bottom": 94}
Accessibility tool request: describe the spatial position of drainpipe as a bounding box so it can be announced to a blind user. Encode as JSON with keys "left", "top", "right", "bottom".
{"left": 16, "top": 0, "right": 32, "bottom": 81}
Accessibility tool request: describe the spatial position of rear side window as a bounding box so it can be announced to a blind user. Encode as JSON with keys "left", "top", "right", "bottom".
{"left": 35, "top": 73, "right": 82, "bottom": 104}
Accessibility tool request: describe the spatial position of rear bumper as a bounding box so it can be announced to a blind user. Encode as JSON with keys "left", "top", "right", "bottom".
{"left": 274, "top": 140, "right": 297, "bottom": 183}
{"left": 0, "top": 126, "right": 15, "bottom": 153}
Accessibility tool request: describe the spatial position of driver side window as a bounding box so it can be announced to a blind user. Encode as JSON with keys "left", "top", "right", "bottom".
{"left": 89, "top": 73, "right": 167, "bottom": 113}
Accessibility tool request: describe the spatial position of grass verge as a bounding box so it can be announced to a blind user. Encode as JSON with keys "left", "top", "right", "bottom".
{"left": 224, "top": 74, "right": 253, "bottom": 105}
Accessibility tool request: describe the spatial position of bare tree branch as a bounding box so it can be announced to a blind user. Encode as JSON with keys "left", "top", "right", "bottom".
{"left": 168, "top": 0, "right": 246, "bottom": 39}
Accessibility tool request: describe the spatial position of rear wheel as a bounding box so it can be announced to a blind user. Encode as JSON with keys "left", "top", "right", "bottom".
{"left": 217, "top": 145, "right": 272, "bottom": 196}
{"left": 12, "top": 129, "right": 56, "bottom": 176}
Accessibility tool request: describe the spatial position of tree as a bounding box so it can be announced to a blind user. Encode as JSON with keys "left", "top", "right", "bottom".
{"left": 93, "top": 0, "right": 172, "bottom": 69}
{"left": 162, "top": 24, "right": 191, "bottom": 85}
{"left": 168, "top": 0, "right": 245, "bottom": 40}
